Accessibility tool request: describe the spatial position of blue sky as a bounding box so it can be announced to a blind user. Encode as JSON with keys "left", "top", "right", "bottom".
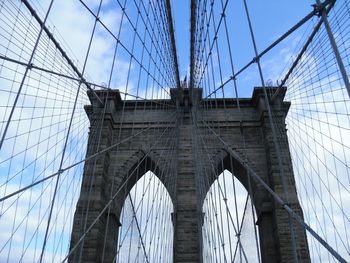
{"left": 171, "top": 0, "right": 316, "bottom": 81}
{"left": 1, "top": 0, "right": 349, "bottom": 262}
{"left": 27, "top": 0, "right": 320, "bottom": 99}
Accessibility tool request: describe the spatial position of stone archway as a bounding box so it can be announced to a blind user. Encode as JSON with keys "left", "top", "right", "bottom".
{"left": 117, "top": 171, "right": 174, "bottom": 263}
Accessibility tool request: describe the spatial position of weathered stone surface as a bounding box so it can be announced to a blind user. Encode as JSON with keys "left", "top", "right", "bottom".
{"left": 69, "top": 87, "right": 310, "bottom": 263}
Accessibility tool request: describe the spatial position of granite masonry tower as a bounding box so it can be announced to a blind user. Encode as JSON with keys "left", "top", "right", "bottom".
{"left": 69, "top": 86, "right": 310, "bottom": 263}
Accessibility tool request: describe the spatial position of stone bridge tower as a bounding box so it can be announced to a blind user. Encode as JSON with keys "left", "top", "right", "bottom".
{"left": 69, "top": 86, "right": 310, "bottom": 263}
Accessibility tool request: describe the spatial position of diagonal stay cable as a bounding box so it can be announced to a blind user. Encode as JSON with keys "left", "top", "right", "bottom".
{"left": 127, "top": 193, "right": 150, "bottom": 263}
{"left": 0, "top": 54, "right": 176, "bottom": 109}
{"left": 62, "top": 114, "right": 176, "bottom": 262}
{"left": 315, "top": 0, "right": 350, "bottom": 98}
{"left": 165, "top": 0, "right": 180, "bottom": 88}
{"left": 271, "top": 2, "right": 334, "bottom": 102}
{"left": 231, "top": 194, "right": 250, "bottom": 263}
{"left": 0, "top": 0, "right": 54, "bottom": 151}
{"left": 205, "top": 0, "right": 335, "bottom": 99}
{"left": 108, "top": 108, "right": 177, "bottom": 261}
{"left": 78, "top": 0, "right": 172, "bottom": 96}
{"left": 0, "top": 114, "right": 175, "bottom": 203}
{"left": 113, "top": 102, "right": 178, "bottom": 260}
{"left": 193, "top": 117, "right": 249, "bottom": 262}
{"left": 203, "top": 120, "right": 347, "bottom": 263}
{"left": 20, "top": 0, "right": 103, "bottom": 105}
{"left": 39, "top": 0, "right": 107, "bottom": 258}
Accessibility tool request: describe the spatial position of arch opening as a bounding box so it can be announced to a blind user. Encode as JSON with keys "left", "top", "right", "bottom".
{"left": 202, "top": 169, "right": 261, "bottom": 263}
{"left": 116, "top": 171, "right": 174, "bottom": 263}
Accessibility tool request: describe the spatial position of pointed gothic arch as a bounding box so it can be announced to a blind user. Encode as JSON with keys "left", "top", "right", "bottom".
{"left": 202, "top": 169, "right": 261, "bottom": 262}
{"left": 116, "top": 170, "right": 174, "bottom": 263}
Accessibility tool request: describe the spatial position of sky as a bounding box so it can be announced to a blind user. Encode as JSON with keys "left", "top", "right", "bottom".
{"left": 0, "top": 0, "right": 349, "bottom": 262}
{"left": 27, "top": 0, "right": 319, "bottom": 97}
{"left": 171, "top": 0, "right": 316, "bottom": 79}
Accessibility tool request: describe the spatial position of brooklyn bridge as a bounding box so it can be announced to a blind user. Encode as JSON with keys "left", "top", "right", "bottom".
{"left": 0, "top": 0, "right": 349, "bottom": 262}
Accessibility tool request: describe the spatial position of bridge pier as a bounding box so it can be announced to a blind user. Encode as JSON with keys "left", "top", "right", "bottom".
{"left": 69, "top": 87, "right": 310, "bottom": 263}
{"left": 173, "top": 112, "right": 202, "bottom": 262}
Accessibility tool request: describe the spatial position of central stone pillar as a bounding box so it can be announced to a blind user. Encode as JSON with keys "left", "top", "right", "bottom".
{"left": 173, "top": 89, "right": 202, "bottom": 263}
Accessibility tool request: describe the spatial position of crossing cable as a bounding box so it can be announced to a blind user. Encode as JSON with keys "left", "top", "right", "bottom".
{"left": 0, "top": 120, "right": 87, "bottom": 177}
{"left": 121, "top": 2, "right": 166, "bottom": 257}
{"left": 63, "top": 114, "right": 176, "bottom": 262}
{"left": 0, "top": 109, "right": 90, "bottom": 260}
{"left": 0, "top": 121, "right": 164, "bottom": 203}
{"left": 22, "top": 52, "right": 84, "bottom": 261}
{"left": 4, "top": 30, "right": 86, "bottom": 259}
{"left": 195, "top": 116, "right": 257, "bottom": 261}
{"left": 205, "top": 0, "right": 336, "bottom": 99}
{"left": 189, "top": 0, "right": 197, "bottom": 92}
{"left": 280, "top": 113, "right": 350, "bottom": 252}
{"left": 123, "top": 151, "right": 175, "bottom": 262}
{"left": 99, "top": 0, "right": 177, "bottom": 258}
{"left": 271, "top": 2, "right": 334, "bottom": 102}
{"left": 287, "top": 112, "right": 350, "bottom": 194}
{"left": 192, "top": 114, "right": 233, "bottom": 262}
{"left": 193, "top": 70, "right": 246, "bottom": 263}
{"left": 0, "top": 0, "right": 178, "bottom": 261}
{"left": 0, "top": 2, "right": 80, "bottom": 258}
{"left": 0, "top": 12, "right": 178, "bottom": 104}
{"left": 0, "top": 65, "right": 83, "bottom": 105}
{"left": 140, "top": 0, "right": 179, "bottom": 87}
{"left": 0, "top": 111, "right": 89, "bottom": 213}
{"left": 203, "top": 120, "right": 347, "bottom": 263}
{"left": 194, "top": 0, "right": 227, "bottom": 93}
{"left": 78, "top": 0, "right": 176, "bottom": 95}
{"left": 191, "top": 44, "right": 251, "bottom": 261}
{"left": 0, "top": 110, "right": 86, "bottom": 180}
{"left": 193, "top": 0, "right": 262, "bottom": 259}
{"left": 128, "top": 2, "right": 176, "bottom": 257}
{"left": 0, "top": 81, "right": 171, "bottom": 202}
{"left": 124, "top": 138, "right": 176, "bottom": 262}
{"left": 194, "top": 108, "right": 254, "bottom": 262}
{"left": 288, "top": 111, "right": 350, "bottom": 187}
{"left": 107, "top": 3, "right": 141, "bottom": 257}
{"left": 193, "top": 26, "right": 226, "bottom": 259}
{"left": 271, "top": 84, "right": 342, "bottom": 257}
{"left": 208, "top": 2, "right": 252, "bottom": 258}
{"left": 0, "top": 0, "right": 54, "bottom": 151}
{"left": 73, "top": 99, "right": 175, "bottom": 262}
{"left": 193, "top": 118, "right": 249, "bottom": 262}
{"left": 0, "top": 46, "right": 174, "bottom": 204}
{"left": 0, "top": 8, "right": 97, "bottom": 246}
{"left": 90, "top": 128, "right": 177, "bottom": 262}
{"left": 98, "top": 0, "right": 128, "bottom": 260}
{"left": 146, "top": 0, "right": 179, "bottom": 90}
{"left": 0, "top": 54, "right": 176, "bottom": 107}
{"left": 165, "top": 0, "right": 180, "bottom": 88}
{"left": 20, "top": 0, "right": 103, "bottom": 104}
{"left": 273, "top": 1, "right": 350, "bottom": 254}
{"left": 290, "top": 11, "right": 349, "bottom": 178}
{"left": 75, "top": 97, "right": 111, "bottom": 262}
{"left": 316, "top": 0, "right": 350, "bottom": 98}
{"left": 74, "top": 0, "right": 147, "bottom": 257}
{"left": 143, "top": 0, "right": 177, "bottom": 89}
{"left": 127, "top": 193, "right": 150, "bottom": 263}
{"left": 241, "top": 0, "right": 304, "bottom": 261}
{"left": 0, "top": 3, "right": 37, "bottom": 64}
{"left": 274, "top": 13, "right": 350, "bottom": 255}
{"left": 230, "top": 194, "right": 249, "bottom": 263}
{"left": 271, "top": 98, "right": 333, "bottom": 259}
{"left": 38, "top": 0, "right": 106, "bottom": 257}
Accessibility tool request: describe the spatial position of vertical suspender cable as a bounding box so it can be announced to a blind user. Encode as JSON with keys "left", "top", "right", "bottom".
{"left": 241, "top": 0, "right": 299, "bottom": 262}
{"left": 0, "top": 0, "right": 54, "bottom": 151}
{"left": 315, "top": 0, "right": 350, "bottom": 98}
